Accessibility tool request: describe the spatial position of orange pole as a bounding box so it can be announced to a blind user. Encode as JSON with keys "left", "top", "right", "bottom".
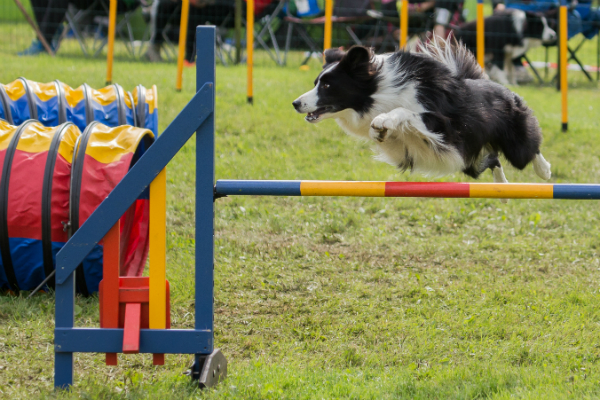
{"left": 247, "top": 0, "right": 254, "bottom": 104}
{"left": 560, "top": 5, "right": 568, "bottom": 132}
{"left": 476, "top": 1, "right": 484, "bottom": 69}
{"left": 324, "top": 0, "right": 333, "bottom": 51}
{"left": 400, "top": 0, "right": 408, "bottom": 48}
{"left": 176, "top": 0, "right": 190, "bottom": 91}
{"left": 105, "top": 0, "right": 117, "bottom": 84}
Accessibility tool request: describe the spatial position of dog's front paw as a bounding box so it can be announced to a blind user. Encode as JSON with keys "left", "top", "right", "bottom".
{"left": 370, "top": 115, "right": 396, "bottom": 143}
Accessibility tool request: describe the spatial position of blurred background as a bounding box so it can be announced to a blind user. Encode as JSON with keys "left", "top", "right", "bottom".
{"left": 0, "top": 0, "right": 598, "bottom": 84}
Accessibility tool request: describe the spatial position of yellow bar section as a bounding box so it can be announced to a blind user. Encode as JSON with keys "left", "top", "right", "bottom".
{"left": 247, "top": 0, "right": 254, "bottom": 103}
{"left": 176, "top": 0, "right": 190, "bottom": 92}
{"left": 324, "top": 0, "right": 333, "bottom": 51}
{"left": 560, "top": 5, "right": 568, "bottom": 131}
{"left": 400, "top": 0, "right": 408, "bottom": 48}
{"left": 470, "top": 184, "right": 553, "bottom": 199}
{"left": 105, "top": 0, "right": 117, "bottom": 84}
{"left": 301, "top": 181, "right": 386, "bottom": 196}
{"left": 149, "top": 168, "right": 167, "bottom": 330}
{"left": 476, "top": 3, "right": 485, "bottom": 69}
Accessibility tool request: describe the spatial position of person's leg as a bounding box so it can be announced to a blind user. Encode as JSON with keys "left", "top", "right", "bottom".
{"left": 146, "top": 0, "right": 180, "bottom": 61}
{"left": 433, "top": 0, "right": 453, "bottom": 38}
{"left": 20, "top": 0, "right": 70, "bottom": 55}
{"left": 186, "top": 7, "right": 204, "bottom": 62}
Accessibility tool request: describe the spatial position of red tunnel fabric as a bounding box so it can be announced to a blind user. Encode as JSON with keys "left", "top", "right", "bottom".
{"left": 0, "top": 120, "right": 154, "bottom": 294}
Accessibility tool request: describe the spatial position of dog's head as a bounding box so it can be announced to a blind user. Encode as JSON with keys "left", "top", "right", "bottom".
{"left": 292, "top": 46, "right": 379, "bottom": 123}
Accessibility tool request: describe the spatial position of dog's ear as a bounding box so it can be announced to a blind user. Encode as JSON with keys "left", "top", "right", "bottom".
{"left": 323, "top": 47, "right": 346, "bottom": 68}
{"left": 338, "top": 46, "right": 373, "bottom": 72}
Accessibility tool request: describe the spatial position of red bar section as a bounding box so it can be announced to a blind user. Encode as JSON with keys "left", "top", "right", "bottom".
{"left": 385, "top": 182, "right": 470, "bottom": 198}
{"left": 122, "top": 303, "right": 141, "bottom": 354}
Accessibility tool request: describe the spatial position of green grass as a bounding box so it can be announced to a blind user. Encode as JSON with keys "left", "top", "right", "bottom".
{"left": 1, "top": 47, "right": 600, "bottom": 399}
{"left": 0, "top": 0, "right": 33, "bottom": 22}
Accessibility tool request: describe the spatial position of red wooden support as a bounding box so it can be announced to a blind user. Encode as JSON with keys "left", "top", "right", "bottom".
{"left": 102, "top": 221, "right": 120, "bottom": 365}
{"left": 122, "top": 303, "right": 141, "bottom": 353}
{"left": 100, "top": 277, "right": 171, "bottom": 363}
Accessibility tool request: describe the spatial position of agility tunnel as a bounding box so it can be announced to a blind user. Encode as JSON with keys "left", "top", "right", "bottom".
{"left": 0, "top": 119, "right": 155, "bottom": 295}
{"left": 0, "top": 79, "right": 158, "bottom": 135}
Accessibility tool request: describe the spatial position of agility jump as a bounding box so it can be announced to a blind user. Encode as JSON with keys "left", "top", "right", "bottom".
{"left": 52, "top": 25, "right": 590, "bottom": 389}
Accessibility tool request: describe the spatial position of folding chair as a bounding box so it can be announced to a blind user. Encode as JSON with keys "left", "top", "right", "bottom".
{"left": 156, "top": 0, "right": 236, "bottom": 65}
{"left": 511, "top": 1, "right": 600, "bottom": 84}
{"left": 524, "top": 23, "right": 599, "bottom": 84}
{"left": 240, "top": 0, "right": 287, "bottom": 66}
{"left": 65, "top": 0, "right": 147, "bottom": 58}
{"left": 283, "top": 0, "right": 373, "bottom": 65}
{"left": 366, "top": 0, "right": 435, "bottom": 52}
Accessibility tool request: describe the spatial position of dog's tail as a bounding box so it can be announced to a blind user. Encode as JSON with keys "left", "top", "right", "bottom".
{"left": 420, "top": 35, "right": 487, "bottom": 81}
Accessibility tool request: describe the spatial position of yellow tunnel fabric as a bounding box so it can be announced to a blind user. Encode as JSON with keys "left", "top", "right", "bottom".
{"left": 85, "top": 124, "right": 155, "bottom": 164}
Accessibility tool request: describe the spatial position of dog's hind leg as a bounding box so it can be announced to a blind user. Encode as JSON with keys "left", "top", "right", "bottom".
{"left": 532, "top": 152, "right": 551, "bottom": 180}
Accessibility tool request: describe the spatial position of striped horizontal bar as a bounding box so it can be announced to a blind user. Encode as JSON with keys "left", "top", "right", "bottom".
{"left": 214, "top": 180, "right": 600, "bottom": 200}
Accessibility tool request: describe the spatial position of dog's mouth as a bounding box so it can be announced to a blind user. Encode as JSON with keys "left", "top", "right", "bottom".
{"left": 305, "top": 106, "right": 334, "bottom": 123}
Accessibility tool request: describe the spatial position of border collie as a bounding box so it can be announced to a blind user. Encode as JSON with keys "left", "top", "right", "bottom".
{"left": 292, "top": 38, "right": 552, "bottom": 184}
{"left": 453, "top": 9, "right": 556, "bottom": 85}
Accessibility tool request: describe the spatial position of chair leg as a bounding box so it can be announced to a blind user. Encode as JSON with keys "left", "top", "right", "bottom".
{"left": 523, "top": 53, "right": 544, "bottom": 84}
{"left": 66, "top": 14, "right": 89, "bottom": 56}
{"left": 284, "top": 22, "right": 293, "bottom": 66}
{"left": 346, "top": 25, "right": 362, "bottom": 46}
{"left": 370, "top": 20, "right": 383, "bottom": 49}
{"left": 295, "top": 25, "right": 321, "bottom": 65}
{"left": 544, "top": 46, "right": 549, "bottom": 80}
{"left": 568, "top": 45, "right": 593, "bottom": 81}
{"left": 267, "top": 22, "right": 283, "bottom": 65}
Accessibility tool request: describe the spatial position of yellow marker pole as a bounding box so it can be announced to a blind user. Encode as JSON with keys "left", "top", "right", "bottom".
{"left": 176, "top": 0, "right": 190, "bottom": 92}
{"left": 476, "top": 0, "right": 485, "bottom": 69}
{"left": 149, "top": 168, "right": 167, "bottom": 331}
{"left": 400, "top": 0, "right": 408, "bottom": 48}
{"left": 247, "top": 0, "right": 254, "bottom": 104}
{"left": 105, "top": 0, "right": 117, "bottom": 84}
{"left": 324, "top": 0, "right": 333, "bottom": 52}
{"left": 560, "top": 5, "right": 568, "bottom": 132}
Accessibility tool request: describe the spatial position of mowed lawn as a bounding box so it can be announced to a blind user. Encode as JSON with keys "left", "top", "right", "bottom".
{"left": 1, "top": 50, "right": 600, "bottom": 399}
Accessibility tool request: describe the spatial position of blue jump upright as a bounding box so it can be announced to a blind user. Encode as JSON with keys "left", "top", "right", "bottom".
{"left": 53, "top": 27, "right": 224, "bottom": 389}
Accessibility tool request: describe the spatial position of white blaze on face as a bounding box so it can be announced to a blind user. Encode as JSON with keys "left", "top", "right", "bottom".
{"left": 293, "top": 63, "right": 338, "bottom": 113}
{"left": 294, "top": 84, "right": 320, "bottom": 113}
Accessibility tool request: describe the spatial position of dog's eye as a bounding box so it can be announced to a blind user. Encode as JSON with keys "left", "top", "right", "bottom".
{"left": 322, "top": 83, "right": 330, "bottom": 89}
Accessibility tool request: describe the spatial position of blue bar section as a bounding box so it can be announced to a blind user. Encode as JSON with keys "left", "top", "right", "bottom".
{"left": 55, "top": 328, "right": 213, "bottom": 353}
{"left": 554, "top": 184, "right": 600, "bottom": 199}
{"left": 215, "top": 180, "right": 302, "bottom": 196}
{"left": 55, "top": 86, "right": 214, "bottom": 284}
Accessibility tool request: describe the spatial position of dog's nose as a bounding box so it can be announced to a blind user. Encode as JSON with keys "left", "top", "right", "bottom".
{"left": 292, "top": 99, "right": 301, "bottom": 110}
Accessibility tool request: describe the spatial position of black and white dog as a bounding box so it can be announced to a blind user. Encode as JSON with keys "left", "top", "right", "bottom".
{"left": 453, "top": 9, "right": 557, "bottom": 85}
{"left": 292, "top": 39, "right": 551, "bottom": 184}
